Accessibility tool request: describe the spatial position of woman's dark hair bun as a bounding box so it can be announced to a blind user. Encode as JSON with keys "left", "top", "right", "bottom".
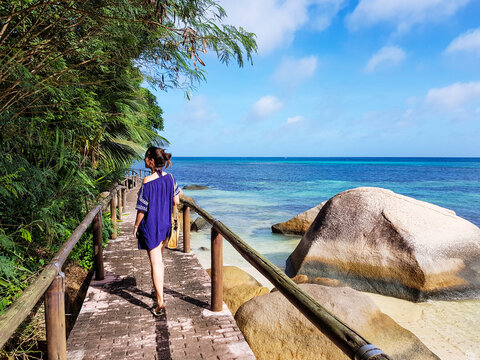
{"left": 145, "top": 146, "right": 172, "bottom": 169}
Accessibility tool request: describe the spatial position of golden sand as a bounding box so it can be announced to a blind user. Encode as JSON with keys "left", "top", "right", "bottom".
{"left": 364, "top": 292, "right": 480, "bottom": 360}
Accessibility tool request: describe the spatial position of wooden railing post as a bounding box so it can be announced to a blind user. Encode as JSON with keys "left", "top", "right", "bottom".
{"left": 211, "top": 227, "right": 223, "bottom": 312}
{"left": 121, "top": 188, "right": 126, "bottom": 214}
{"left": 117, "top": 189, "right": 122, "bottom": 220}
{"left": 183, "top": 206, "right": 191, "bottom": 253}
{"left": 45, "top": 273, "right": 66, "bottom": 360}
{"left": 93, "top": 211, "right": 104, "bottom": 280}
{"left": 110, "top": 194, "right": 117, "bottom": 240}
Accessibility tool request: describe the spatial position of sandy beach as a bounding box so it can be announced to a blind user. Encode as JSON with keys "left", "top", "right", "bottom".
{"left": 190, "top": 237, "right": 480, "bottom": 360}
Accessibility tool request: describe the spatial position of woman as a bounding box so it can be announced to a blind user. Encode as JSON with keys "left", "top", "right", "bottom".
{"left": 133, "top": 147, "right": 181, "bottom": 316}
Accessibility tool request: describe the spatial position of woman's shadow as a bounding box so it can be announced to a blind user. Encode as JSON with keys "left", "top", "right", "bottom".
{"left": 98, "top": 274, "right": 209, "bottom": 310}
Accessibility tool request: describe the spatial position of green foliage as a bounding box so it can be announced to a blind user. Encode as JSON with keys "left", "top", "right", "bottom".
{"left": 68, "top": 213, "right": 114, "bottom": 270}
{"left": 0, "top": 1, "right": 255, "bottom": 357}
{"left": 0, "top": 0, "right": 255, "bottom": 328}
{"left": 0, "top": 229, "right": 34, "bottom": 313}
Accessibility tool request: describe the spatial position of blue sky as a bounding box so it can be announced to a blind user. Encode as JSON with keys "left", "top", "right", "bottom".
{"left": 151, "top": 0, "right": 480, "bottom": 157}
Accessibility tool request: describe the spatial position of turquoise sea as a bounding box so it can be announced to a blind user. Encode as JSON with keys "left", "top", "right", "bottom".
{"left": 135, "top": 157, "right": 480, "bottom": 270}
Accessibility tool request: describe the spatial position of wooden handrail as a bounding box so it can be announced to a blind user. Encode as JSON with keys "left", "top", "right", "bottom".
{"left": 180, "top": 197, "right": 391, "bottom": 360}
{"left": 0, "top": 182, "right": 128, "bottom": 351}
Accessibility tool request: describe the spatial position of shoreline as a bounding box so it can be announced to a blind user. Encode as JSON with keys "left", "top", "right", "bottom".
{"left": 189, "top": 234, "right": 480, "bottom": 360}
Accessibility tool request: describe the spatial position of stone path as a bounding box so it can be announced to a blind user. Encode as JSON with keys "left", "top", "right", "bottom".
{"left": 66, "top": 187, "right": 256, "bottom": 360}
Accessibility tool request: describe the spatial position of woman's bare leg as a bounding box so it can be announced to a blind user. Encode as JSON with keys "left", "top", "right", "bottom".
{"left": 148, "top": 240, "right": 168, "bottom": 310}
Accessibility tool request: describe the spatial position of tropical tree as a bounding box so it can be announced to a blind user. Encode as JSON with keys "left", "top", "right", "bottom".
{"left": 0, "top": 0, "right": 257, "bottom": 319}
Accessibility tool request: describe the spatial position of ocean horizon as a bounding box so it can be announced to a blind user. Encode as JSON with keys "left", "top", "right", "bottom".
{"left": 134, "top": 156, "right": 480, "bottom": 269}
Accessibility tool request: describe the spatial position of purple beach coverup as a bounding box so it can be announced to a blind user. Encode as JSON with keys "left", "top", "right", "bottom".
{"left": 135, "top": 171, "right": 180, "bottom": 250}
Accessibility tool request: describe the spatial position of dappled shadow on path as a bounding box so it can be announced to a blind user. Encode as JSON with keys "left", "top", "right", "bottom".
{"left": 95, "top": 274, "right": 152, "bottom": 310}
{"left": 164, "top": 287, "right": 210, "bottom": 309}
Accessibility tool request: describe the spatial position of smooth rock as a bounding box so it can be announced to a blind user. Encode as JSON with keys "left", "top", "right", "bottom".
{"left": 271, "top": 274, "right": 309, "bottom": 293}
{"left": 286, "top": 187, "right": 480, "bottom": 301}
{"left": 272, "top": 202, "right": 326, "bottom": 235}
{"left": 183, "top": 184, "right": 210, "bottom": 190}
{"left": 309, "top": 277, "right": 345, "bottom": 287}
{"left": 235, "top": 284, "right": 440, "bottom": 360}
{"left": 290, "top": 274, "right": 308, "bottom": 284}
{"left": 191, "top": 217, "right": 209, "bottom": 232}
{"left": 206, "top": 266, "right": 269, "bottom": 315}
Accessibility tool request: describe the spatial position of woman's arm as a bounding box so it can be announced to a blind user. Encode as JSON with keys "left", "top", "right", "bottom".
{"left": 173, "top": 194, "right": 180, "bottom": 205}
{"left": 133, "top": 211, "right": 145, "bottom": 237}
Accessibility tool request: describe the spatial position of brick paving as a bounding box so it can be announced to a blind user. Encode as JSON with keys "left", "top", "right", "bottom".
{"left": 67, "top": 186, "right": 256, "bottom": 360}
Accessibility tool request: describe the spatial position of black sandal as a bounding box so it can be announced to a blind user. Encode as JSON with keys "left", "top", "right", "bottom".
{"left": 150, "top": 302, "right": 165, "bottom": 317}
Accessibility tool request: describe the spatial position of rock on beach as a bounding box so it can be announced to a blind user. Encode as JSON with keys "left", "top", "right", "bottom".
{"left": 206, "top": 266, "right": 269, "bottom": 315}
{"left": 286, "top": 187, "right": 480, "bottom": 301}
{"left": 271, "top": 202, "right": 325, "bottom": 235}
{"left": 183, "top": 184, "right": 210, "bottom": 190}
{"left": 191, "top": 217, "right": 209, "bottom": 231}
{"left": 235, "top": 284, "right": 440, "bottom": 360}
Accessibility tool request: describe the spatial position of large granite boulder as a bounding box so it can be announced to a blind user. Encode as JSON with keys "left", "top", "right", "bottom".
{"left": 272, "top": 202, "right": 326, "bottom": 235}
{"left": 235, "top": 284, "right": 439, "bottom": 360}
{"left": 286, "top": 187, "right": 480, "bottom": 301}
{"left": 206, "top": 266, "right": 269, "bottom": 315}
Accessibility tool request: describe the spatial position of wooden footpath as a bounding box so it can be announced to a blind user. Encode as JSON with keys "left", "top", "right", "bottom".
{"left": 66, "top": 187, "right": 256, "bottom": 360}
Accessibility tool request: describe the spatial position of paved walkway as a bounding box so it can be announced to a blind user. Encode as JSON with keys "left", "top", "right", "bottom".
{"left": 67, "top": 187, "right": 256, "bottom": 360}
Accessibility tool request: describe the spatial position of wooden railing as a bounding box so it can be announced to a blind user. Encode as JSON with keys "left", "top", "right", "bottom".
{"left": 180, "top": 197, "right": 392, "bottom": 360}
{"left": 0, "top": 169, "right": 391, "bottom": 360}
{"left": 0, "top": 173, "right": 140, "bottom": 359}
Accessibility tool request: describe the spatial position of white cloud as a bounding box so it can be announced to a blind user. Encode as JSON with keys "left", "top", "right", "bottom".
{"left": 446, "top": 28, "right": 480, "bottom": 55}
{"left": 287, "top": 115, "right": 304, "bottom": 124}
{"left": 173, "top": 95, "right": 218, "bottom": 124}
{"left": 365, "top": 46, "right": 406, "bottom": 72}
{"left": 309, "top": 0, "right": 348, "bottom": 31}
{"left": 425, "top": 82, "right": 480, "bottom": 109}
{"left": 273, "top": 56, "right": 318, "bottom": 86}
{"left": 251, "top": 95, "right": 284, "bottom": 118}
{"left": 346, "top": 0, "right": 470, "bottom": 32}
{"left": 219, "top": 0, "right": 345, "bottom": 54}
